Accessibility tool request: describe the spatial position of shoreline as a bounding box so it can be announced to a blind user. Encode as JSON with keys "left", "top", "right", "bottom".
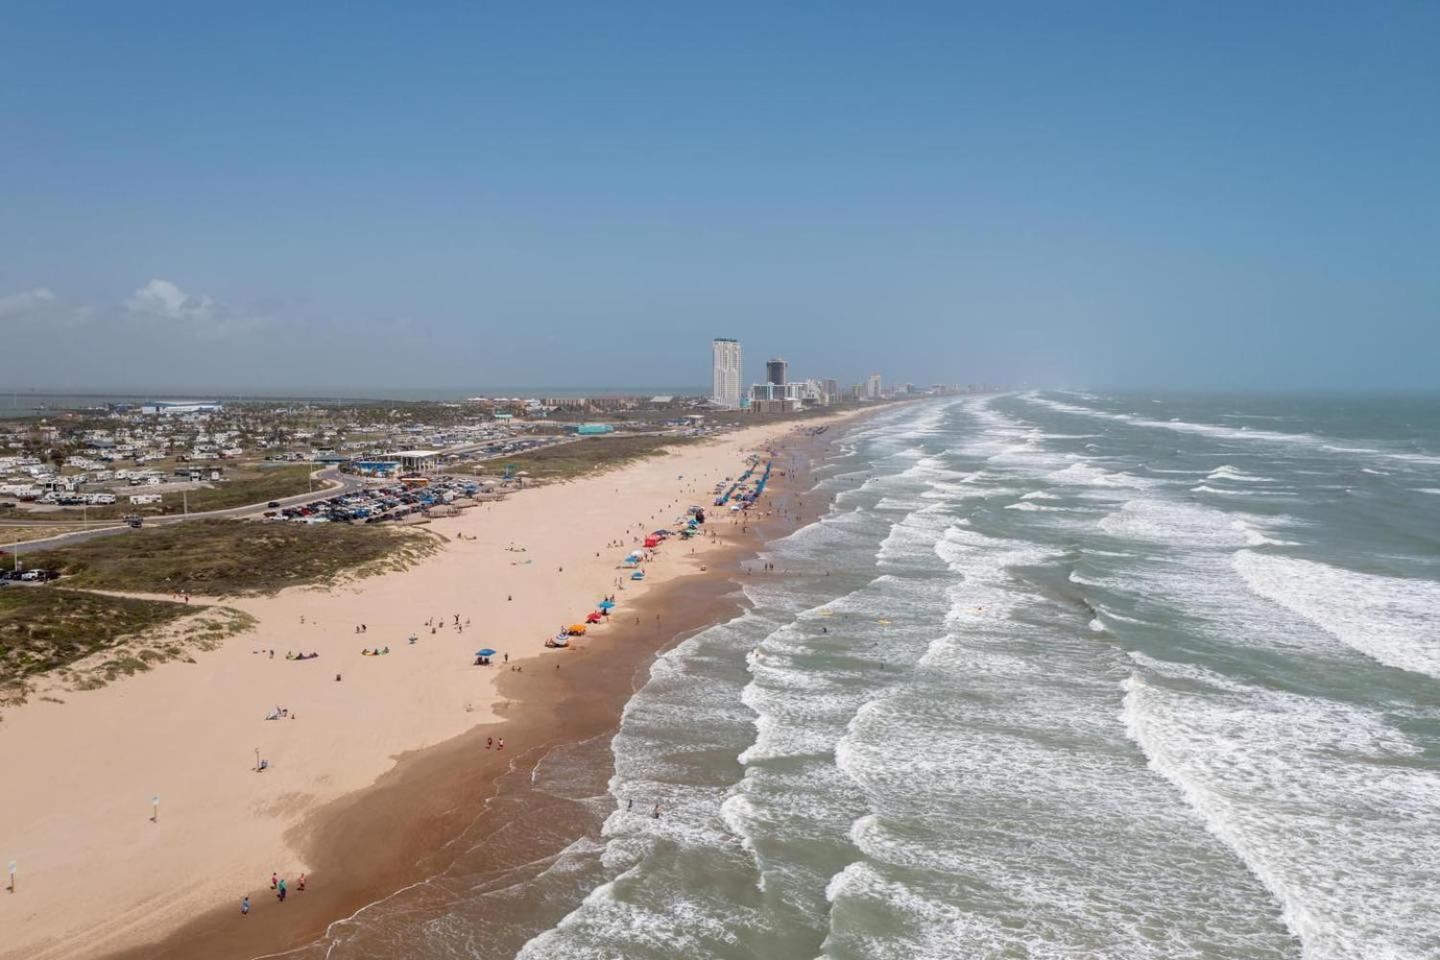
{"left": 0, "top": 408, "right": 872, "bottom": 960}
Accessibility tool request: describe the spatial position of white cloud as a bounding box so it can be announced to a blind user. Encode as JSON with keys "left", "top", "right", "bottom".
{"left": 0, "top": 286, "right": 57, "bottom": 319}
{"left": 124, "top": 278, "right": 266, "bottom": 339}
{"left": 126, "top": 278, "right": 218, "bottom": 322}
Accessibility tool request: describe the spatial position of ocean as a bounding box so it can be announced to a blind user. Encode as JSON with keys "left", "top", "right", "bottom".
{"left": 298, "top": 393, "right": 1440, "bottom": 959}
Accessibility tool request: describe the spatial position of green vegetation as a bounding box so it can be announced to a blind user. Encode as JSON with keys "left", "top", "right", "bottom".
{"left": 0, "top": 588, "right": 196, "bottom": 683}
{"left": 476, "top": 434, "right": 702, "bottom": 481}
{"left": 26, "top": 518, "right": 437, "bottom": 596}
{"left": 166, "top": 464, "right": 318, "bottom": 513}
{"left": 1, "top": 523, "right": 108, "bottom": 546}
{"left": 37, "top": 463, "right": 320, "bottom": 521}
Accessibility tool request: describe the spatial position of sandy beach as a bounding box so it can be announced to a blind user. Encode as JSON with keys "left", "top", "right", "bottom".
{"left": 0, "top": 411, "right": 864, "bottom": 960}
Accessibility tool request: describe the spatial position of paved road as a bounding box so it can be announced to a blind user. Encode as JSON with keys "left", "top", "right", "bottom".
{"left": 1, "top": 466, "right": 365, "bottom": 554}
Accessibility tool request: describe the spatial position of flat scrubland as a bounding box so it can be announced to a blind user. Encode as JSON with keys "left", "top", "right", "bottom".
{"left": 0, "top": 522, "right": 119, "bottom": 546}
{"left": 478, "top": 433, "right": 701, "bottom": 481}
{"left": 25, "top": 518, "right": 436, "bottom": 596}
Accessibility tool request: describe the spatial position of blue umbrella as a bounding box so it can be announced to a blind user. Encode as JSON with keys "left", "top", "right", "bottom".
{"left": 598, "top": 600, "right": 615, "bottom": 609}
{"left": 475, "top": 648, "right": 497, "bottom": 657}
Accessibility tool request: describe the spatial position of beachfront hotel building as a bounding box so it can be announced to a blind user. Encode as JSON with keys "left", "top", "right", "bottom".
{"left": 749, "top": 381, "right": 802, "bottom": 413}
{"left": 866, "top": 373, "right": 883, "bottom": 399}
{"left": 765, "top": 357, "right": 789, "bottom": 386}
{"left": 712, "top": 337, "right": 742, "bottom": 408}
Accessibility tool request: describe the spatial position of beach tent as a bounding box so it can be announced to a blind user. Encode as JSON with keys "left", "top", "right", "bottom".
{"left": 631, "top": 570, "right": 646, "bottom": 580}
{"left": 568, "top": 624, "right": 589, "bottom": 635}
{"left": 586, "top": 612, "right": 603, "bottom": 624}
{"left": 644, "top": 536, "right": 661, "bottom": 548}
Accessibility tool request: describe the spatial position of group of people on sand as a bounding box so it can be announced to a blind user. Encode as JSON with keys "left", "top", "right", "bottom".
{"left": 241, "top": 872, "right": 308, "bottom": 914}
{"left": 360, "top": 646, "right": 390, "bottom": 656}
{"left": 425, "top": 613, "right": 471, "bottom": 636}
{"left": 285, "top": 651, "right": 319, "bottom": 661}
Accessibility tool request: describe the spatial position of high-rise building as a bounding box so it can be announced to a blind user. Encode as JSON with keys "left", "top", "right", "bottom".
{"left": 766, "top": 358, "right": 789, "bottom": 386}
{"left": 822, "top": 379, "right": 839, "bottom": 404}
{"left": 711, "top": 338, "right": 742, "bottom": 409}
{"left": 866, "top": 373, "right": 882, "bottom": 398}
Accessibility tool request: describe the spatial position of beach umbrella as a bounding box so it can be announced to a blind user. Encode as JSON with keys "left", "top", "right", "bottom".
{"left": 598, "top": 600, "right": 615, "bottom": 609}
{"left": 475, "top": 648, "right": 497, "bottom": 657}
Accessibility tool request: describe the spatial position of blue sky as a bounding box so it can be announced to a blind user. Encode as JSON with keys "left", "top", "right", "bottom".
{"left": 3, "top": 2, "right": 1437, "bottom": 392}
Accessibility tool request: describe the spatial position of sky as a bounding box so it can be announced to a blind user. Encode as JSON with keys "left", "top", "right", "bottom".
{"left": 2, "top": 1, "right": 1438, "bottom": 394}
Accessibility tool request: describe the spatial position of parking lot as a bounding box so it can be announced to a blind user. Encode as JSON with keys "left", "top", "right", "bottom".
{"left": 267, "top": 476, "right": 486, "bottom": 525}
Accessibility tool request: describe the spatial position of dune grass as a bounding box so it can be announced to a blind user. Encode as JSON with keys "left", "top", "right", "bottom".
{"left": 25, "top": 518, "right": 436, "bottom": 596}
{"left": 0, "top": 588, "right": 196, "bottom": 683}
{"left": 478, "top": 434, "right": 701, "bottom": 481}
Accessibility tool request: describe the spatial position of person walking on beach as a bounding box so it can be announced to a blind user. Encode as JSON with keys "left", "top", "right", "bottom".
{"left": 271, "top": 872, "right": 278, "bottom": 889}
{"left": 278, "top": 877, "right": 288, "bottom": 902}
{"left": 241, "top": 896, "right": 250, "bottom": 916}
{"left": 497, "top": 737, "right": 505, "bottom": 751}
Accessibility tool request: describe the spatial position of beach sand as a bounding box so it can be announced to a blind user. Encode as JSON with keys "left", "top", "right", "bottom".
{"left": 0, "top": 411, "right": 864, "bottom": 960}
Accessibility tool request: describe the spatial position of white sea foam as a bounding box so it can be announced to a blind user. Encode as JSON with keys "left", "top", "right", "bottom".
{"left": 1124, "top": 656, "right": 1440, "bottom": 959}
{"left": 1234, "top": 551, "right": 1440, "bottom": 679}
{"left": 1098, "top": 499, "right": 1252, "bottom": 548}
{"left": 1206, "top": 464, "right": 1276, "bottom": 482}
{"left": 1190, "top": 483, "right": 1249, "bottom": 495}
{"left": 1047, "top": 461, "right": 1153, "bottom": 489}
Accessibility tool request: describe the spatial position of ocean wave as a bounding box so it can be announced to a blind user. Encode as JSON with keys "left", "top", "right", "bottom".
{"left": 1046, "top": 461, "right": 1155, "bottom": 489}
{"left": 1206, "top": 464, "right": 1276, "bottom": 482}
{"left": 1123, "top": 661, "right": 1440, "bottom": 959}
{"left": 1097, "top": 499, "right": 1251, "bottom": 548}
{"left": 1233, "top": 551, "right": 1440, "bottom": 680}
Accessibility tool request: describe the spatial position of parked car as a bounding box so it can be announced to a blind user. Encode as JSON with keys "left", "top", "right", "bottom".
{"left": 267, "top": 501, "right": 282, "bottom": 508}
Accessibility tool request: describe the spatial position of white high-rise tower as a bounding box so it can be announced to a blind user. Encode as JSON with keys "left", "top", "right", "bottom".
{"left": 712, "top": 338, "right": 742, "bottom": 408}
